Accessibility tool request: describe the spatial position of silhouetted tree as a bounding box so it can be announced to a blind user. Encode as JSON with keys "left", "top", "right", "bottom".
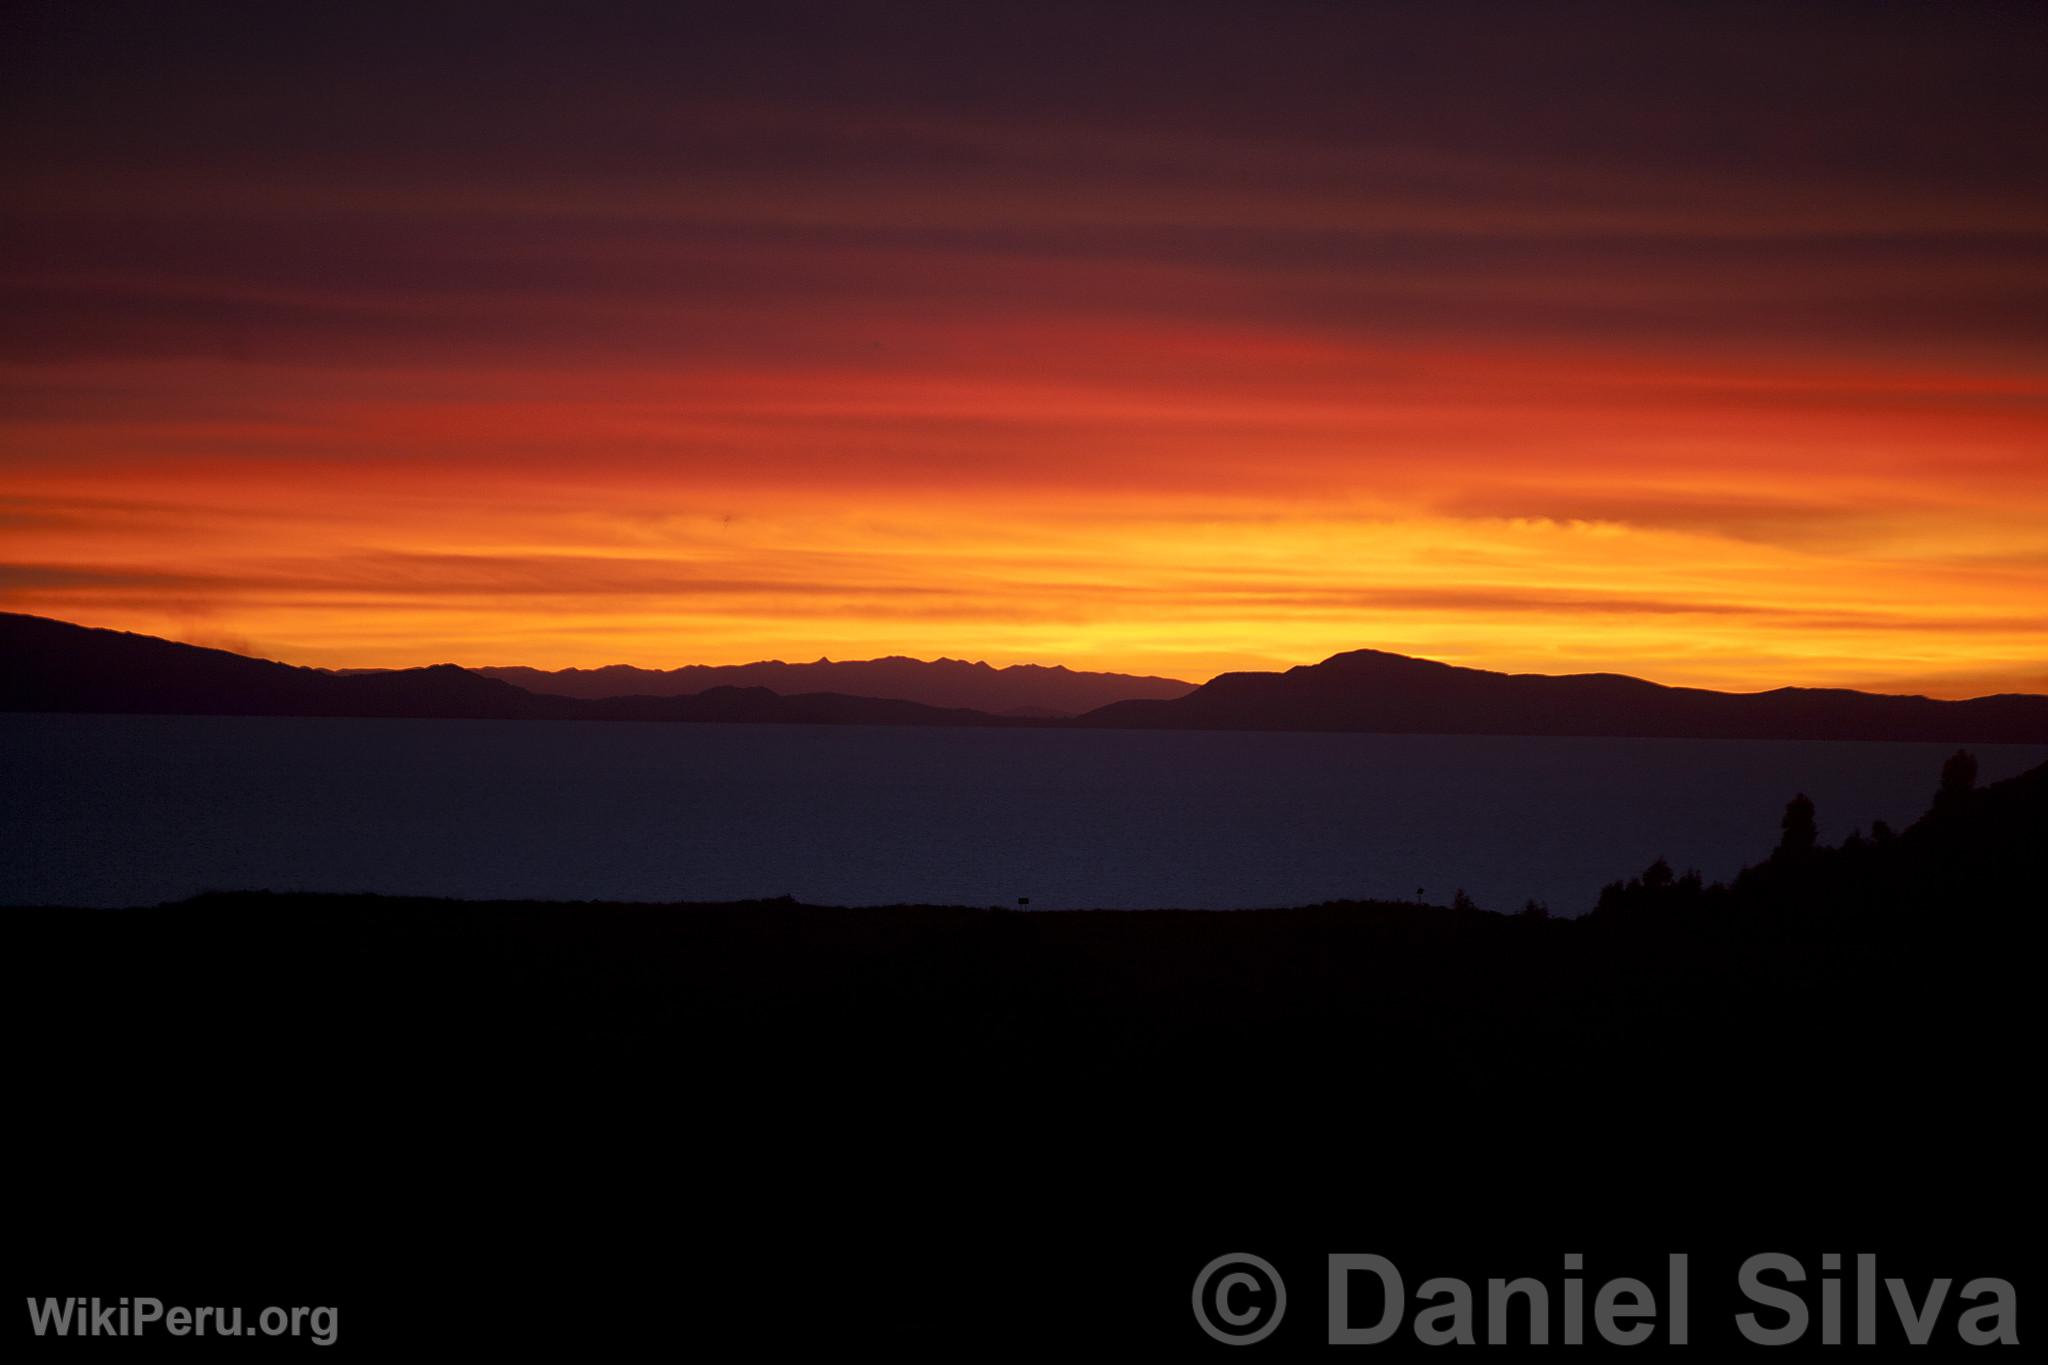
{"left": 1642, "top": 857, "right": 1675, "bottom": 888}
{"left": 1934, "top": 749, "right": 1979, "bottom": 818}
{"left": 1777, "top": 793, "right": 1817, "bottom": 858}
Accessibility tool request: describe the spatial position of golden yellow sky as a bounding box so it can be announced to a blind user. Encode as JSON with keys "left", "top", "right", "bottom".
{"left": 5, "top": 339, "right": 2043, "bottom": 695}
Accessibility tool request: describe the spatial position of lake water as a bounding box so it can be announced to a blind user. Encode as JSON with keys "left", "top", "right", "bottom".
{"left": 3, "top": 714, "right": 2042, "bottom": 913}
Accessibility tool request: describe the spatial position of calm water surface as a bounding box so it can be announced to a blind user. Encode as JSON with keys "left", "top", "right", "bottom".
{"left": 4, "top": 714, "right": 2042, "bottom": 912}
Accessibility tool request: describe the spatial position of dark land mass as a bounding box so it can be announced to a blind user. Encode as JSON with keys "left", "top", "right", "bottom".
{"left": 0, "top": 612, "right": 1012, "bottom": 727}
{"left": 1080, "top": 646, "right": 2048, "bottom": 742}
{"left": 10, "top": 612, "right": 2048, "bottom": 744}
{"left": 467, "top": 656, "right": 1196, "bottom": 715}
{"left": 12, "top": 750, "right": 2039, "bottom": 1350}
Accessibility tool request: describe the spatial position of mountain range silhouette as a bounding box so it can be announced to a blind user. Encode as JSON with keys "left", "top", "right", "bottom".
{"left": 461, "top": 658, "right": 1194, "bottom": 715}
{"left": 6, "top": 612, "right": 2046, "bottom": 742}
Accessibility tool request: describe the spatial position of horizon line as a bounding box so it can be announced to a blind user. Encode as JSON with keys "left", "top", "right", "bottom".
{"left": 11, "top": 610, "right": 2047, "bottom": 707}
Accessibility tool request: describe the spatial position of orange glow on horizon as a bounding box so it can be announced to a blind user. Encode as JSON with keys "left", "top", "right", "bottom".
{"left": 4, "top": 332, "right": 2043, "bottom": 697}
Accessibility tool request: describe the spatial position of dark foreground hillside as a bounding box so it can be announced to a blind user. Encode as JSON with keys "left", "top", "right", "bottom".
{"left": 11, "top": 756, "right": 2039, "bottom": 1352}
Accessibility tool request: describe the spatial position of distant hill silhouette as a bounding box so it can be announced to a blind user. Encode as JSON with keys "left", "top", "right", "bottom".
{"left": 1078, "top": 646, "right": 2048, "bottom": 742}
{"left": 0, "top": 613, "right": 1011, "bottom": 727}
{"left": 468, "top": 657, "right": 1194, "bottom": 715}
{"left": 9, "top": 613, "right": 2047, "bottom": 741}
{"left": 0, "top": 612, "right": 539, "bottom": 719}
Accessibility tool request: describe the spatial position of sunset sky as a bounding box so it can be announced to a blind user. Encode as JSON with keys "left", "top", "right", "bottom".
{"left": 5, "top": 1, "right": 2045, "bottom": 694}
